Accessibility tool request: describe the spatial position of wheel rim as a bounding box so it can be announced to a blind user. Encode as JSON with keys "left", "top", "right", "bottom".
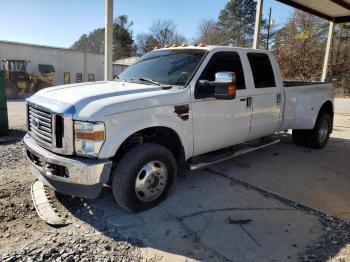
{"left": 318, "top": 119, "right": 329, "bottom": 143}
{"left": 135, "top": 161, "right": 168, "bottom": 202}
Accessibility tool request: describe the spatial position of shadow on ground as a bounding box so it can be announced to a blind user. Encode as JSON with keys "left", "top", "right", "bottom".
{"left": 215, "top": 133, "right": 350, "bottom": 221}
{"left": 0, "top": 129, "right": 26, "bottom": 145}
{"left": 56, "top": 134, "right": 350, "bottom": 262}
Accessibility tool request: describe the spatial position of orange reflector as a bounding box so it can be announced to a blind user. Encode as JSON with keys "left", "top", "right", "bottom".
{"left": 173, "top": 43, "right": 178, "bottom": 47}
{"left": 199, "top": 42, "right": 206, "bottom": 47}
{"left": 164, "top": 44, "right": 170, "bottom": 48}
{"left": 76, "top": 131, "right": 105, "bottom": 141}
{"left": 227, "top": 85, "right": 236, "bottom": 96}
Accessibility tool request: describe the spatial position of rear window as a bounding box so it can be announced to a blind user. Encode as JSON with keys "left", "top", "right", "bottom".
{"left": 247, "top": 53, "right": 276, "bottom": 88}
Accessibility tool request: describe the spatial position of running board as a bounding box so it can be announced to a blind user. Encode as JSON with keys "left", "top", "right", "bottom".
{"left": 189, "top": 138, "right": 280, "bottom": 171}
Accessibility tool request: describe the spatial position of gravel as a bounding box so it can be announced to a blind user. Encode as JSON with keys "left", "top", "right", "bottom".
{"left": 2, "top": 230, "right": 141, "bottom": 262}
{"left": 0, "top": 130, "right": 142, "bottom": 261}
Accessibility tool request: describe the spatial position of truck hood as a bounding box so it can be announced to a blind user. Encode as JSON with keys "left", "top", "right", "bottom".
{"left": 27, "top": 81, "right": 189, "bottom": 120}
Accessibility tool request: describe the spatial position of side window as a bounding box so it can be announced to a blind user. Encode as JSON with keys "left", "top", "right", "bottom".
{"left": 64, "top": 72, "right": 70, "bottom": 84}
{"left": 247, "top": 53, "right": 276, "bottom": 88}
{"left": 199, "top": 52, "right": 246, "bottom": 90}
{"left": 88, "top": 74, "right": 95, "bottom": 82}
{"left": 76, "top": 73, "right": 83, "bottom": 83}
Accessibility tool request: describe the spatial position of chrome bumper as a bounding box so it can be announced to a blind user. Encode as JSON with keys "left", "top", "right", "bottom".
{"left": 23, "top": 134, "right": 112, "bottom": 198}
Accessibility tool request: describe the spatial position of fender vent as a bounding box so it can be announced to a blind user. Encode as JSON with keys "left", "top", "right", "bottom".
{"left": 174, "top": 104, "right": 190, "bottom": 121}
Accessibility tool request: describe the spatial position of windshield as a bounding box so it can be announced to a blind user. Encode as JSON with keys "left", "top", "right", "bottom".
{"left": 11, "top": 61, "right": 26, "bottom": 72}
{"left": 119, "top": 49, "right": 207, "bottom": 86}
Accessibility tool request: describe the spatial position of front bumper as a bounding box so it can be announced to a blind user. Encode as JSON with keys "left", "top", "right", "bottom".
{"left": 23, "top": 134, "right": 112, "bottom": 199}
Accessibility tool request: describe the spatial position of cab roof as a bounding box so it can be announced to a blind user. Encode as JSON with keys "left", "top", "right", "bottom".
{"left": 154, "top": 45, "right": 271, "bottom": 53}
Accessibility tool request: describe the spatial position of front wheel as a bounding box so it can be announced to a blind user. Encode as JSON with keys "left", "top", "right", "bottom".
{"left": 112, "top": 143, "right": 177, "bottom": 213}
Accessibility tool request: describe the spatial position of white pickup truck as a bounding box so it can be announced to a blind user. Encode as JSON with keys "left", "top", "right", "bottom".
{"left": 24, "top": 46, "right": 334, "bottom": 212}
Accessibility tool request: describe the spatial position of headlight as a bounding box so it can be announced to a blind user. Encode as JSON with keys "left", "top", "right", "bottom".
{"left": 74, "top": 121, "right": 105, "bottom": 157}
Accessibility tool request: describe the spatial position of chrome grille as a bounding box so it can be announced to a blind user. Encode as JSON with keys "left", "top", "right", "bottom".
{"left": 28, "top": 106, "right": 53, "bottom": 145}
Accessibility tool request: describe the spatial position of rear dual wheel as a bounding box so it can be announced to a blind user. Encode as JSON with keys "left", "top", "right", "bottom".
{"left": 292, "top": 113, "right": 332, "bottom": 149}
{"left": 112, "top": 143, "right": 177, "bottom": 213}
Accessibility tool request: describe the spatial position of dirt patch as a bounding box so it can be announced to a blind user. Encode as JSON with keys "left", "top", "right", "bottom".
{"left": 0, "top": 131, "right": 142, "bottom": 261}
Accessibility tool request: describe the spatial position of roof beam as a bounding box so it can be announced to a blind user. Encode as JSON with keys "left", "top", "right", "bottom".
{"left": 335, "top": 15, "right": 350, "bottom": 22}
{"left": 329, "top": 0, "right": 350, "bottom": 11}
{"left": 276, "top": 0, "right": 333, "bottom": 21}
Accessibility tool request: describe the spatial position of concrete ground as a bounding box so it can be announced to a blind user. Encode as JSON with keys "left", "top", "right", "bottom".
{"left": 215, "top": 98, "right": 350, "bottom": 221}
{"left": 5, "top": 98, "right": 350, "bottom": 261}
{"left": 84, "top": 172, "right": 324, "bottom": 262}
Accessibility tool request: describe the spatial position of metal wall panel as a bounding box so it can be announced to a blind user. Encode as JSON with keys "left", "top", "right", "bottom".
{"left": 0, "top": 41, "right": 104, "bottom": 86}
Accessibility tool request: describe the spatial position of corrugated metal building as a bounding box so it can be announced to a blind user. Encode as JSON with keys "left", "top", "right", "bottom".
{"left": 0, "top": 40, "right": 104, "bottom": 86}
{"left": 113, "top": 56, "right": 139, "bottom": 78}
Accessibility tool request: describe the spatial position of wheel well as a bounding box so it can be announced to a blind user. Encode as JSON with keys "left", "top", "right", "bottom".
{"left": 319, "top": 100, "right": 333, "bottom": 116}
{"left": 318, "top": 100, "right": 334, "bottom": 130}
{"left": 113, "top": 127, "right": 186, "bottom": 174}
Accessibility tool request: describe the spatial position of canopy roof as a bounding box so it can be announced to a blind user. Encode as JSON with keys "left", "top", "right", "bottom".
{"left": 113, "top": 56, "right": 139, "bottom": 66}
{"left": 277, "top": 0, "right": 350, "bottom": 23}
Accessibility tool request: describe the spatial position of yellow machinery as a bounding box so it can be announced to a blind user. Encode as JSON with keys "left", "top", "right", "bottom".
{"left": 0, "top": 60, "right": 53, "bottom": 99}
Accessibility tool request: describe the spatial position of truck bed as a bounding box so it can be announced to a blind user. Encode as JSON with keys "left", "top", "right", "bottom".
{"left": 283, "top": 80, "right": 331, "bottom": 87}
{"left": 280, "top": 81, "right": 333, "bottom": 131}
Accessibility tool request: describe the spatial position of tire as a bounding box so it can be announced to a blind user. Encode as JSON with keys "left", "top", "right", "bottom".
{"left": 292, "top": 130, "right": 306, "bottom": 146}
{"left": 305, "top": 113, "right": 332, "bottom": 149}
{"left": 112, "top": 143, "right": 177, "bottom": 213}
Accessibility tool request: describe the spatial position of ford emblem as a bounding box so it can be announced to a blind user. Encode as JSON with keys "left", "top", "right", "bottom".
{"left": 32, "top": 118, "right": 40, "bottom": 128}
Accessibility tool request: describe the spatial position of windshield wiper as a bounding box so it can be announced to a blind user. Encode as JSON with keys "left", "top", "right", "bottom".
{"left": 130, "top": 77, "right": 161, "bottom": 86}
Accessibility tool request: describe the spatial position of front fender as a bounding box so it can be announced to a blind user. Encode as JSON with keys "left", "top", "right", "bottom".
{"left": 98, "top": 106, "right": 193, "bottom": 160}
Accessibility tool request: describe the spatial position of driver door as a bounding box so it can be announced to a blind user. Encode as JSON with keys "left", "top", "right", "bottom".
{"left": 191, "top": 51, "right": 252, "bottom": 156}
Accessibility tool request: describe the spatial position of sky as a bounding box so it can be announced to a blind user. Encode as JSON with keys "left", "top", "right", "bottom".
{"left": 0, "top": 0, "right": 294, "bottom": 48}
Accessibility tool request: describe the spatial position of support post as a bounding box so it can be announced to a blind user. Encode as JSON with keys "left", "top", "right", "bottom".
{"left": 253, "top": 0, "right": 263, "bottom": 49}
{"left": 104, "top": 0, "right": 113, "bottom": 81}
{"left": 266, "top": 7, "right": 272, "bottom": 50}
{"left": 321, "top": 21, "right": 335, "bottom": 82}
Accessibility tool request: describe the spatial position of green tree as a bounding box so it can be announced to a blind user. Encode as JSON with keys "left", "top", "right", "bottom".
{"left": 71, "top": 15, "right": 135, "bottom": 60}
{"left": 112, "top": 15, "right": 135, "bottom": 60}
{"left": 217, "top": 0, "right": 257, "bottom": 47}
{"left": 71, "top": 29, "right": 104, "bottom": 53}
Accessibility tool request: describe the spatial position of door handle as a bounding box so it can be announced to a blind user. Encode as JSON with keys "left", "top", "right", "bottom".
{"left": 240, "top": 98, "right": 246, "bottom": 101}
{"left": 276, "top": 94, "right": 282, "bottom": 105}
{"left": 246, "top": 97, "right": 252, "bottom": 108}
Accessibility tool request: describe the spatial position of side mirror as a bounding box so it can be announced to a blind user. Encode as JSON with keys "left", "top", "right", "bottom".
{"left": 213, "top": 71, "right": 236, "bottom": 100}
{"left": 197, "top": 71, "right": 237, "bottom": 100}
{"left": 215, "top": 71, "right": 236, "bottom": 83}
